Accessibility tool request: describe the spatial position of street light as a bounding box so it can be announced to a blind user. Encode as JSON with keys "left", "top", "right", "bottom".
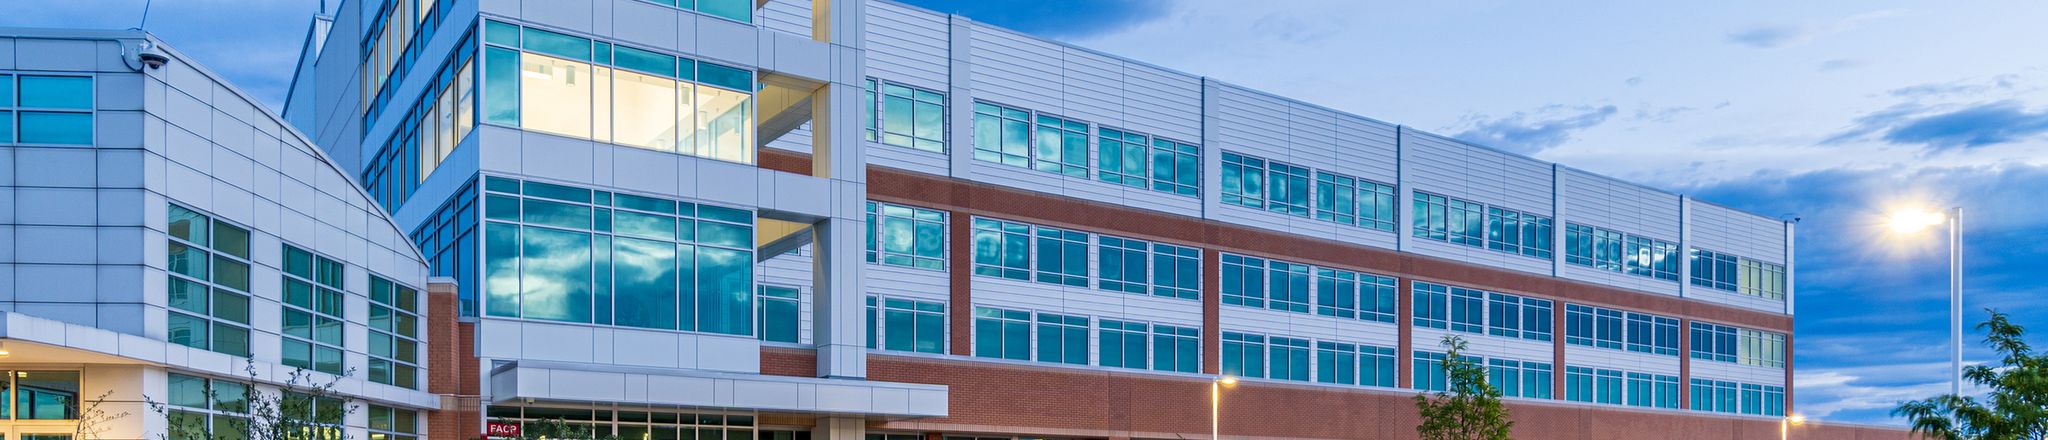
{"left": 1213, "top": 376, "right": 1236, "bottom": 440}
{"left": 1780, "top": 413, "right": 1806, "bottom": 440}
{"left": 1886, "top": 207, "right": 1962, "bottom": 395}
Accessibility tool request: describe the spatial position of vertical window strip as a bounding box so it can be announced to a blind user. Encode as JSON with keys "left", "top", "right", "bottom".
{"left": 368, "top": 275, "right": 422, "bottom": 389}
{"left": 757, "top": 285, "right": 801, "bottom": 343}
{"left": 281, "top": 244, "right": 348, "bottom": 375}
{"left": 166, "top": 204, "right": 255, "bottom": 358}
{"left": 1265, "top": 161, "right": 1311, "bottom": 217}
{"left": 1221, "top": 152, "right": 1266, "bottom": 208}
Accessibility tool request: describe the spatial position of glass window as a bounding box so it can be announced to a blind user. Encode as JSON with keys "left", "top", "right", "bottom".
{"left": 1689, "top": 248, "right": 1740, "bottom": 292}
{"left": 868, "top": 202, "right": 947, "bottom": 271}
{"left": 12, "top": 371, "right": 82, "bottom": 420}
{"left": 519, "top": 52, "right": 593, "bottom": 138}
{"left": 1152, "top": 324, "right": 1201, "bottom": 374}
{"left": 1314, "top": 172, "right": 1357, "bottom": 224}
{"left": 18, "top": 112, "right": 92, "bottom": 145}
{"left": 1268, "top": 337, "right": 1310, "bottom": 382}
{"left": 1448, "top": 286, "right": 1485, "bottom": 333}
{"left": 1361, "top": 345, "right": 1397, "bottom": 387}
{"left": 972, "top": 102, "right": 1031, "bottom": 167}
{"left": 368, "top": 405, "right": 422, "bottom": 440}
{"left": 693, "top": 81, "right": 753, "bottom": 164}
{"left": 18, "top": 76, "right": 92, "bottom": 109}
{"left": 1315, "top": 268, "right": 1359, "bottom": 319}
{"left": 1098, "top": 320, "right": 1149, "bottom": 369}
{"left": 1740, "top": 258, "right": 1787, "bottom": 300}
{"left": 1220, "top": 152, "right": 1265, "bottom": 208}
{"left": 612, "top": 69, "right": 680, "bottom": 152}
{"left": 1098, "top": 128, "right": 1148, "bottom": 188}
{"left": 970, "top": 217, "right": 1031, "bottom": 280}
{"left": 281, "top": 244, "right": 347, "bottom": 375}
{"left": 1624, "top": 313, "right": 1681, "bottom": 356}
{"left": 1031, "top": 114, "right": 1089, "bottom": 177}
{"left": 1358, "top": 273, "right": 1398, "bottom": 323}
{"left": 1316, "top": 342, "right": 1359, "bottom": 385}
{"left": 1219, "top": 253, "right": 1265, "bottom": 308}
{"left": 1097, "top": 236, "right": 1149, "bottom": 294}
{"left": 1739, "top": 329, "right": 1787, "bottom": 368}
{"left": 697, "top": 0, "right": 753, "bottom": 23}
{"left": 1412, "top": 192, "right": 1489, "bottom": 249}
{"left": 1151, "top": 243, "right": 1201, "bottom": 300}
{"left": 1486, "top": 207, "right": 1553, "bottom": 258}
{"left": 1626, "top": 373, "right": 1681, "bottom": 409}
{"left": 1358, "top": 180, "right": 1397, "bottom": 232}
{"left": 972, "top": 307, "right": 1030, "bottom": 360}
{"left": 483, "top": 46, "right": 521, "bottom": 125}
{"left": 1033, "top": 226, "right": 1089, "bottom": 287}
{"left": 1221, "top": 332, "right": 1265, "bottom": 379}
{"left": 368, "top": 275, "right": 422, "bottom": 389}
{"left": 1412, "top": 282, "right": 1449, "bottom": 329}
{"left": 877, "top": 81, "right": 946, "bottom": 153}
{"left": 1266, "top": 161, "right": 1310, "bottom": 217}
{"left": 1564, "top": 304, "right": 1625, "bottom": 350}
{"left": 1412, "top": 351, "right": 1448, "bottom": 392}
{"left": 1150, "top": 137, "right": 1202, "bottom": 197}
{"left": 757, "top": 285, "right": 800, "bottom": 343}
{"left": 878, "top": 297, "right": 945, "bottom": 354}
{"left": 1266, "top": 261, "right": 1310, "bottom": 313}
{"left": 1035, "top": 312, "right": 1088, "bottom": 365}
{"left": 165, "top": 204, "right": 253, "bottom": 358}
{"left": 862, "top": 79, "right": 877, "bottom": 142}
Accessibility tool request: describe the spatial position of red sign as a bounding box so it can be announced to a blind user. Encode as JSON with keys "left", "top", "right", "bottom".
{"left": 486, "top": 422, "right": 522, "bottom": 438}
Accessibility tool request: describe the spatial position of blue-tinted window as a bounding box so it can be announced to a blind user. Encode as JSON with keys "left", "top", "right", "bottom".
{"left": 18, "top": 112, "right": 92, "bottom": 145}
{"left": 1221, "top": 332, "right": 1266, "bottom": 379}
{"left": 1035, "top": 312, "right": 1089, "bottom": 365}
{"left": 1098, "top": 320, "right": 1148, "bottom": 369}
{"left": 18, "top": 75, "right": 92, "bottom": 109}
{"left": 972, "top": 307, "right": 1031, "bottom": 360}
{"left": 1152, "top": 324, "right": 1202, "bottom": 374}
{"left": 1221, "top": 152, "right": 1265, "bottom": 208}
{"left": 1220, "top": 254, "right": 1265, "bottom": 308}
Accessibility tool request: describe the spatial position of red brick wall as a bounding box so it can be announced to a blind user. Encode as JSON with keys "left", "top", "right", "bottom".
{"left": 427, "top": 281, "right": 483, "bottom": 440}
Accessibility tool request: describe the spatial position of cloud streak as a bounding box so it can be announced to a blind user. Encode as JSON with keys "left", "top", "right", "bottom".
{"left": 898, "top": 0, "right": 1172, "bottom": 39}
{"left": 1726, "top": 10, "right": 1901, "bottom": 48}
{"left": 1827, "top": 101, "right": 2048, "bottom": 151}
{"left": 1449, "top": 105, "right": 1618, "bottom": 155}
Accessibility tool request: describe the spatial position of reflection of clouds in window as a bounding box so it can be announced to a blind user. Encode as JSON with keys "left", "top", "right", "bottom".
{"left": 519, "top": 227, "right": 591, "bottom": 322}
{"left": 695, "top": 86, "right": 752, "bottom": 163}
{"left": 613, "top": 237, "right": 679, "bottom": 330}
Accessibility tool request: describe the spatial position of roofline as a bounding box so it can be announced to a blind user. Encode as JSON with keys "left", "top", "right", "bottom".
{"left": 279, "top": 14, "right": 335, "bottom": 119}
{"left": 0, "top": 27, "right": 433, "bottom": 264}
{"left": 867, "top": 0, "right": 1787, "bottom": 225}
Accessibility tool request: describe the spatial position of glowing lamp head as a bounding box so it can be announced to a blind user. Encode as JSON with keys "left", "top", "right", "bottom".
{"left": 1788, "top": 414, "right": 1807, "bottom": 425}
{"left": 1218, "top": 376, "right": 1237, "bottom": 385}
{"left": 1887, "top": 210, "right": 1947, "bottom": 234}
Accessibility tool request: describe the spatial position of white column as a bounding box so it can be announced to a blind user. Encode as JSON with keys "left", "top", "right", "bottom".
{"left": 816, "top": 416, "right": 868, "bottom": 440}
{"left": 810, "top": 0, "right": 869, "bottom": 380}
{"left": 946, "top": 15, "right": 974, "bottom": 177}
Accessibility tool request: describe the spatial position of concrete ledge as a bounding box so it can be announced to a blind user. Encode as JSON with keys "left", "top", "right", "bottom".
{"left": 490, "top": 359, "right": 948, "bottom": 418}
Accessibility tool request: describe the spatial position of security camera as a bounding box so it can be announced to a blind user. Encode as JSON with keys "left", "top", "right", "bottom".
{"left": 137, "top": 41, "right": 168, "bottom": 69}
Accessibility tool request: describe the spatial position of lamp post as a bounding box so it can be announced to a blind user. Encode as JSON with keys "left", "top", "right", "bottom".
{"left": 1780, "top": 414, "right": 1806, "bottom": 440}
{"left": 1212, "top": 376, "right": 1236, "bottom": 440}
{"left": 1888, "top": 207, "right": 1962, "bottom": 395}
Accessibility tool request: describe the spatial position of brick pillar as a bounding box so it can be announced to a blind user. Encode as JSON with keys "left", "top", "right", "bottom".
{"left": 949, "top": 209, "right": 973, "bottom": 355}
{"left": 1396, "top": 278, "right": 1414, "bottom": 388}
{"left": 1784, "top": 332, "right": 1794, "bottom": 415}
{"left": 1202, "top": 248, "right": 1221, "bottom": 375}
{"left": 1553, "top": 303, "right": 1567, "bottom": 400}
{"left": 1678, "top": 318, "right": 1692, "bottom": 409}
{"left": 426, "top": 277, "right": 482, "bottom": 440}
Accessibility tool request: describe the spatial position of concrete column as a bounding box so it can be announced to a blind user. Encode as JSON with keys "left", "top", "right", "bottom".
{"left": 817, "top": 416, "right": 868, "bottom": 440}
{"left": 810, "top": 0, "right": 870, "bottom": 380}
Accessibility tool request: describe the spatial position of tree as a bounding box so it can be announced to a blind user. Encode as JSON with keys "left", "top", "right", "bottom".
{"left": 1894, "top": 309, "right": 2048, "bottom": 440}
{"left": 1414, "top": 335, "right": 1512, "bottom": 440}
{"left": 75, "top": 390, "right": 132, "bottom": 440}
{"left": 148, "top": 361, "right": 358, "bottom": 440}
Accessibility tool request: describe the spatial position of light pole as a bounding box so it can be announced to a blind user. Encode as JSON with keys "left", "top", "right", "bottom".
{"left": 1780, "top": 413, "right": 1805, "bottom": 440}
{"left": 1887, "top": 207, "right": 1962, "bottom": 395}
{"left": 1212, "top": 376, "right": 1236, "bottom": 440}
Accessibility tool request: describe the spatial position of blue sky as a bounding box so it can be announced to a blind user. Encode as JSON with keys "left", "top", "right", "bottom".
{"left": 9, "top": 0, "right": 2048, "bottom": 426}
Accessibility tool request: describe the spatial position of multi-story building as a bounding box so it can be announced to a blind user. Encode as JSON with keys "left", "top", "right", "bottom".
{"left": 0, "top": 28, "right": 438, "bottom": 440}
{"left": 278, "top": 0, "right": 1911, "bottom": 439}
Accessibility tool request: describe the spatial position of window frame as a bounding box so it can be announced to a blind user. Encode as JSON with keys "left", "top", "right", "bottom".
{"left": 867, "top": 78, "right": 948, "bottom": 153}
{"left": 165, "top": 203, "right": 256, "bottom": 358}
{"left": 5, "top": 73, "right": 96, "bottom": 146}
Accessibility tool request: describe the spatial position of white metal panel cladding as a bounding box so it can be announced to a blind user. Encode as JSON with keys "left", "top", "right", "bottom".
{"left": 1118, "top": 60, "right": 1204, "bottom": 143}
{"left": 757, "top": 0, "right": 812, "bottom": 37}
{"left": 1689, "top": 199, "right": 1788, "bottom": 265}
{"left": 967, "top": 24, "right": 1062, "bottom": 112}
{"left": 759, "top": 246, "right": 818, "bottom": 344}
{"left": 1398, "top": 128, "right": 1554, "bottom": 216}
{"left": 865, "top": 1, "right": 950, "bottom": 91}
{"left": 1206, "top": 82, "right": 1291, "bottom": 160}
{"left": 1559, "top": 167, "right": 1681, "bottom": 239}
{"left": 1286, "top": 102, "right": 1340, "bottom": 168}
{"left": 1690, "top": 359, "right": 1787, "bottom": 386}
{"left": 1562, "top": 345, "right": 1683, "bottom": 376}
{"left": 1060, "top": 46, "right": 1125, "bottom": 127}
{"left": 1332, "top": 114, "right": 1400, "bottom": 185}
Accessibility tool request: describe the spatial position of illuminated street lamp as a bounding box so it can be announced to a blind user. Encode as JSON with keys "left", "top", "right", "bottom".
{"left": 1213, "top": 376, "right": 1236, "bottom": 440}
{"left": 1780, "top": 413, "right": 1806, "bottom": 440}
{"left": 1887, "top": 206, "right": 1962, "bottom": 395}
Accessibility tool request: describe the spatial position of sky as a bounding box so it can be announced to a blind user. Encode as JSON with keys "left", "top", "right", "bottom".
{"left": 7, "top": 0, "right": 2048, "bottom": 427}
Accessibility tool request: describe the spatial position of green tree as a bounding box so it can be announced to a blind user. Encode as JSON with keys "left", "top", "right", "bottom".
{"left": 148, "top": 361, "right": 357, "bottom": 440}
{"left": 1414, "top": 335, "right": 1512, "bottom": 440}
{"left": 1894, "top": 309, "right": 2048, "bottom": 440}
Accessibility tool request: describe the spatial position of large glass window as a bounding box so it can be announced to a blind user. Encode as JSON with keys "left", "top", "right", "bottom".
{"left": 1033, "top": 226, "right": 1090, "bottom": 287}
{"left": 1266, "top": 161, "right": 1311, "bottom": 217}
{"left": 1220, "top": 152, "right": 1265, "bottom": 208}
{"left": 1221, "top": 332, "right": 1266, "bottom": 379}
{"left": 368, "top": 275, "right": 422, "bottom": 389}
{"left": 481, "top": 177, "right": 756, "bottom": 336}
{"left": 637, "top": 0, "right": 753, "bottom": 23}
{"left": 1564, "top": 304, "right": 1626, "bottom": 350}
{"left": 1035, "top": 312, "right": 1089, "bottom": 365}
{"left": 1266, "top": 261, "right": 1311, "bottom": 313}
{"left": 1689, "top": 248, "right": 1740, "bottom": 291}
{"left": 1150, "top": 138, "right": 1202, "bottom": 197}
{"left": 1151, "top": 243, "right": 1202, "bottom": 300}
{"left": 1486, "top": 207, "right": 1553, "bottom": 259}
{"left": 1413, "top": 282, "right": 1549, "bottom": 342}
{"left": 1314, "top": 172, "right": 1357, "bottom": 224}
{"left": 1098, "top": 320, "right": 1149, "bottom": 369}
{"left": 485, "top": 406, "right": 756, "bottom": 440}
{"left": 1098, "top": 128, "right": 1149, "bottom": 188}
{"left": 1487, "top": 359, "right": 1554, "bottom": 399}
{"left": 1097, "top": 236, "right": 1149, "bottom": 294}
{"left": 1626, "top": 373, "right": 1681, "bottom": 409}
{"left": 970, "top": 217, "right": 1032, "bottom": 280}
{"left": 1268, "top": 337, "right": 1311, "bottom": 382}
{"left": 1412, "top": 352, "right": 1449, "bottom": 392}
{"left": 6, "top": 371, "right": 81, "bottom": 420}
{"left": 166, "top": 204, "right": 254, "bottom": 358}
{"left": 972, "top": 102, "right": 1031, "bottom": 167}
{"left": 165, "top": 373, "right": 250, "bottom": 439}
{"left": 1691, "top": 379, "right": 1741, "bottom": 413}
{"left": 757, "top": 285, "right": 800, "bottom": 343}
{"left": 1486, "top": 293, "right": 1554, "bottom": 341}
{"left": 1623, "top": 312, "right": 1681, "bottom": 356}
{"left": 865, "top": 202, "right": 947, "bottom": 271}
{"left": 1314, "top": 268, "right": 1359, "bottom": 319}
{"left": 1033, "top": 114, "right": 1090, "bottom": 177}
{"left": 875, "top": 81, "right": 946, "bottom": 153}
{"left": 281, "top": 244, "right": 347, "bottom": 375}
{"left": 972, "top": 307, "right": 1031, "bottom": 360}
{"left": 1220, "top": 254, "right": 1266, "bottom": 308}
{"left": 1412, "top": 192, "right": 1486, "bottom": 247}
{"left": 8, "top": 75, "right": 94, "bottom": 145}
{"left": 879, "top": 297, "right": 946, "bottom": 354}
{"left": 1740, "top": 259, "right": 1788, "bottom": 300}
{"left": 1690, "top": 321, "right": 1740, "bottom": 363}
{"left": 481, "top": 22, "right": 754, "bottom": 164}
{"left": 1566, "top": 223, "right": 1677, "bottom": 281}
{"left": 1564, "top": 366, "right": 1623, "bottom": 404}
{"left": 368, "top": 405, "right": 422, "bottom": 440}
{"left": 1740, "top": 328, "right": 1787, "bottom": 368}
{"left": 1152, "top": 324, "right": 1202, "bottom": 374}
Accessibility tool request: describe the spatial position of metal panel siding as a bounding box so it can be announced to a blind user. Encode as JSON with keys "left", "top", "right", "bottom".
{"left": 1207, "top": 82, "right": 1291, "bottom": 160}
{"left": 865, "top": 1, "right": 950, "bottom": 91}
{"left": 968, "top": 25, "right": 1062, "bottom": 112}
{"left": 759, "top": 246, "right": 818, "bottom": 344}
{"left": 1220, "top": 306, "right": 1401, "bottom": 348}
{"left": 1412, "top": 328, "right": 1554, "bottom": 365}
{"left": 1399, "top": 128, "right": 1552, "bottom": 215}
{"left": 757, "top": 0, "right": 812, "bottom": 37}
{"left": 1060, "top": 48, "right": 1124, "bottom": 126}
{"left": 1560, "top": 168, "right": 1681, "bottom": 239}
{"left": 1333, "top": 115, "right": 1400, "bottom": 185}
{"left": 869, "top": 264, "right": 951, "bottom": 303}
{"left": 1118, "top": 61, "right": 1203, "bottom": 143}
{"left": 1286, "top": 102, "right": 1340, "bottom": 168}
{"left": 1562, "top": 346, "right": 1683, "bottom": 376}
{"left": 1690, "top": 360, "right": 1787, "bottom": 386}
{"left": 1688, "top": 200, "right": 1787, "bottom": 265}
